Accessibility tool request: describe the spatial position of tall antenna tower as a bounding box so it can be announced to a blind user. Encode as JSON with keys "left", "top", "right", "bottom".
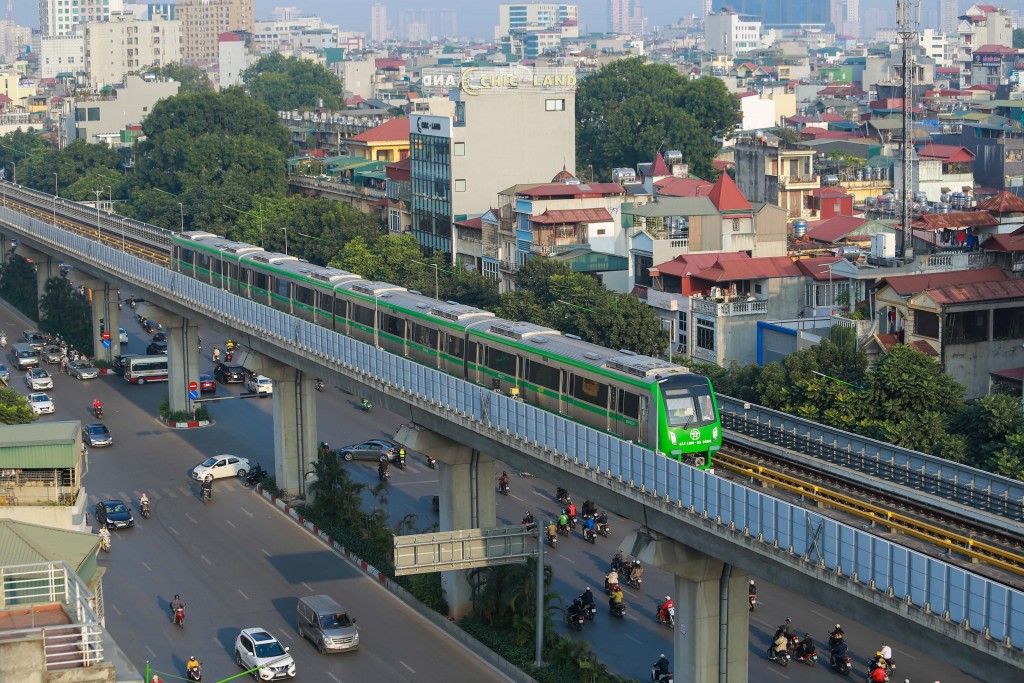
{"left": 897, "top": 0, "right": 919, "bottom": 263}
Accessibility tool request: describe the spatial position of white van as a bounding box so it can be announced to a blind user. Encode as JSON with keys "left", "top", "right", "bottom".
{"left": 296, "top": 595, "right": 359, "bottom": 654}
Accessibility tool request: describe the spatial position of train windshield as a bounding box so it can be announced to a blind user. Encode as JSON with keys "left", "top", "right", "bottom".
{"left": 662, "top": 380, "right": 717, "bottom": 428}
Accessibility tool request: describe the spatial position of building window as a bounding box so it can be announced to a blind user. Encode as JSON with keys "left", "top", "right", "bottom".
{"left": 914, "top": 310, "right": 939, "bottom": 338}
{"left": 695, "top": 317, "right": 716, "bottom": 352}
{"left": 545, "top": 98, "right": 565, "bottom": 111}
{"left": 454, "top": 179, "right": 466, "bottom": 192}
{"left": 453, "top": 142, "right": 465, "bottom": 156}
{"left": 454, "top": 101, "right": 465, "bottom": 125}
{"left": 732, "top": 219, "right": 740, "bottom": 232}
{"left": 633, "top": 254, "right": 653, "bottom": 287}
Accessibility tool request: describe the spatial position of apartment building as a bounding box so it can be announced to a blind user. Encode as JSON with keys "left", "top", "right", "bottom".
{"left": 39, "top": 0, "right": 111, "bottom": 37}
{"left": 176, "top": 0, "right": 255, "bottom": 66}
{"left": 86, "top": 11, "right": 182, "bottom": 88}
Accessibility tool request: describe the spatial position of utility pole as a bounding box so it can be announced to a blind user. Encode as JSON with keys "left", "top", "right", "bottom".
{"left": 897, "top": 0, "right": 919, "bottom": 264}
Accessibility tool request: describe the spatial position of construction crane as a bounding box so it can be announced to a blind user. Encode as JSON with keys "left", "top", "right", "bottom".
{"left": 896, "top": 0, "right": 919, "bottom": 263}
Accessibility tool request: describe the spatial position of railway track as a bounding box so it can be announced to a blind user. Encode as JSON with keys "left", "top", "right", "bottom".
{"left": 7, "top": 180, "right": 1024, "bottom": 585}
{"left": 716, "top": 445, "right": 1024, "bottom": 582}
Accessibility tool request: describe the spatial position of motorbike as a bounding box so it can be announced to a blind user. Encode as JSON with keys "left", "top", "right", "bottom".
{"left": 173, "top": 606, "right": 186, "bottom": 628}
{"left": 581, "top": 601, "right": 597, "bottom": 621}
{"left": 186, "top": 664, "right": 201, "bottom": 681}
{"left": 609, "top": 601, "right": 627, "bottom": 619}
{"left": 315, "top": 378, "right": 325, "bottom": 392}
{"left": 625, "top": 562, "right": 643, "bottom": 590}
{"left": 557, "top": 522, "right": 569, "bottom": 537}
{"left": 547, "top": 529, "right": 557, "bottom": 548}
{"left": 98, "top": 528, "right": 111, "bottom": 552}
{"left": 0, "top": 332, "right": 6, "bottom": 348}
{"left": 521, "top": 517, "right": 537, "bottom": 533}
{"left": 767, "top": 646, "right": 790, "bottom": 667}
{"left": 610, "top": 551, "right": 626, "bottom": 573}
{"left": 657, "top": 606, "right": 676, "bottom": 628}
{"left": 378, "top": 464, "right": 390, "bottom": 481}
{"left": 245, "top": 464, "right": 266, "bottom": 486}
{"left": 498, "top": 480, "right": 509, "bottom": 495}
{"left": 828, "top": 643, "right": 852, "bottom": 676}
{"left": 212, "top": 349, "right": 221, "bottom": 363}
{"left": 556, "top": 487, "right": 570, "bottom": 505}
{"left": 201, "top": 484, "right": 212, "bottom": 503}
{"left": 426, "top": 455, "right": 437, "bottom": 469}
{"left": 596, "top": 520, "right": 610, "bottom": 537}
{"left": 604, "top": 579, "right": 621, "bottom": 595}
{"left": 749, "top": 593, "right": 757, "bottom": 611}
{"left": 224, "top": 351, "right": 233, "bottom": 362}
{"left": 566, "top": 601, "right": 584, "bottom": 631}
{"left": 94, "top": 404, "right": 104, "bottom": 419}
{"left": 651, "top": 668, "right": 673, "bottom": 683}
{"left": 566, "top": 512, "right": 577, "bottom": 529}
{"left": 793, "top": 647, "right": 818, "bottom": 667}
{"left": 582, "top": 525, "right": 597, "bottom": 544}
{"left": 140, "top": 499, "right": 151, "bottom": 518}
{"left": 396, "top": 451, "right": 406, "bottom": 469}
{"left": 360, "top": 398, "right": 372, "bottom": 412}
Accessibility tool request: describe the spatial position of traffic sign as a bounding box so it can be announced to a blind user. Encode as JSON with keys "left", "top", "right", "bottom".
{"left": 188, "top": 390, "right": 199, "bottom": 400}
{"left": 101, "top": 331, "right": 111, "bottom": 340}
{"left": 101, "top": 339, "right": 111, "bottom": 348}
{"left": 188, "top": 381, "right": 198, "bottom": 392}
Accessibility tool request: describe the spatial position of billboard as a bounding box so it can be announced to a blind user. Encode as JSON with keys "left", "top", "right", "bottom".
{"left": 420, "top": 66, "right": 577, "bottom": 97}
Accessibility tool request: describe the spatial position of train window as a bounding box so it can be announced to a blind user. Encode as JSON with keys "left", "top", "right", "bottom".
{"left": 695, "top": 394, "right": 716, "bottom": 425}
{"left": 526, "top": 360, "right": 560, "bottom": 390}
{"left": 252, "top": 271, "right": 268, "bottom": 291}
{"left": 334, "top": 297, "right": 347, "bottom": 319}
{"left": 413, "top": 323, "right": 438, "bottom": 347}
{"left": 466, "top": 341, "right": 478, "bottom": 364}
{"left": 317, "top": 292, "right": 333, "bottom": 314}
{"left": 618, "top": 390, "right": 640, "bottom": 419}
{"left": 195, "top": 252, "right": 210, "bottom": 272}
{"left": 445, "top": 334, "right": 464, "bottom": 359}
{"left": 275, "top": 278, "right": 289, "bottom": 299}
{"left": 382, "top": 313, "right": 405, "bottom": 338}
{"left": 294, "top": 284, "right": 313, "bottom": 306}
{"left": 225, "top": 262, "right": 238, "bottom": 282}
{"left": 572, "top": 375, "right": 608, "bottom": 407}
{"left": 351, "top": 304, "right": 374, "bottom": 327}
{"left": 179, "top": 247, "right": 194, "bottom": 266}
{"left": 486, "top": 348, "right": 517, "bottom": 376}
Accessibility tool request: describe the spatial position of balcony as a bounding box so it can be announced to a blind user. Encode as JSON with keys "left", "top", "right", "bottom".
{"left": 778, "top": 174, "right": 820, "bottom": 188}
{"left": 499, "top": 259, "right": 517, "bottom": 273}
{"left": 646, "top": 289, "right": 686, "bottom": 312}
{"left": 691, "top": 296, "right": 767, "bottom": 317}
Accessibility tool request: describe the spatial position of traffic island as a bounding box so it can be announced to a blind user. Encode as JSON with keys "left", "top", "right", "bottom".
{"left": 158, "top": 415, "right": 213, "bottom": 429}
{"left": 157, "top": 399, "right": 212, "bottom": 429}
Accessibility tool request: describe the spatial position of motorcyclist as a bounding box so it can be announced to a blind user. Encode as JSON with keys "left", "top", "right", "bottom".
{"left": 582, "top": 499, "right": 597, "bottom": 518}
{"left": 770, "top": 631, "right": 789, "bottom": 659}
{"left": 566, "top": 500, "right": 577, "bottom": 521}
{"left": 657, "top": 596, "right": 674, "bottom": 623}
{"left": 868, "top": 665, "right": 887, "bottom": 682}
{"left": 498, "top": 471, "right": 509, "bottom": 492}
{"left": 629, "top": 560, "right": 644, "bottom": 584}
{"left": 795, "top": 634, "right": 815, "bottom": 659}
{"left": 652, "top": 654, "right": 670, "bottom": 682}
{"left": 880, "top": 644, "right": 893, "bottom": 668}
{"left": 608, "top": 586, "right": 624, "bottom": 612}
{"left": 186, "top": 656, "right": 199, "bottom": 672}
{"left": 98, "top": 526, "right": 111, "bottom": 549}
{"left": 610, "top": 550, "right": 625, "bottom": 573}
{"left": 580, "top": 587, "right": 595, "bottom": 610}
{"left": 779, "top": 617, "right": 794, "bottom": 636}
{"left": 748, "top": 579, "right": 756, "bottom": 597}
{"left": 377, "top": 461, "right": 389, "bottom": 480}
{"left": 398, "top": 447, "right": 406, "bottom": 468}
{"left": 566, "top": 597, "right": 584, "bottom": 623}
{"left": 521, "top": 511, "right": 535, "bottom": 528}
{"left": 92, "top": 398, "right": 103, "bottom": 416}
{"left": 212, "top": 347, "right": 221, "bottom": 363}
{"left": 201, "top": 476, "right": 213, "bottom": 501}
{"left": 595, "top": 510, "right": 609, "bottom": 534}
{"left": 605, "top": 568, "right": 619, "bottom": 593}
{"left": 171, "top": 595, "right": 185, "bottom": 624}
{"left": 557, "top": 510, "right": 569, "bottom": 534}
{"left": 546, "top": 520, "right": 557, "bottom": 544}
{"left": 829, "top": 624, "right": 845, "bottom": 644}
{"left": 582, "top": 514, "right": 596, "bottom": 539}
{"left": 140, "top": 492, "right": 150, "bottom": 514}
{"left": 869, "top": 651, "right": 889, "bottom": 672}
{"left": 556, "top": 486, "right": 568, "bottom": 502}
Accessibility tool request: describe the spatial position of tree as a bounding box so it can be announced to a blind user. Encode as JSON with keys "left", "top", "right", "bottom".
{"left": 1015, "top": 28, "right": 1024, "bottom": 49}
{"left": 866, "top": 345, "right": 964, "bottom": 424}
{"left": 0, "top": 388, "right": 37, "bottom": 425}
{"left": 576, "top": 57, "right": 739, "bottom": 180}
{"left": 134, "top": 63, "right": 212, "bottom": 93}
{"left": 38, "top": 277, "right": 93, "bottom": 357}
{"left": 0, "top": 253, "right": 38, "bottom": 320}
{"left": 0, "top": 129, "right": 51, "bottom": 183}
{"left": 949, "top": 393, "right": 1024, "bottom": 469}
{"left": 243, "top": 54, "right": 345, "bottom": 112}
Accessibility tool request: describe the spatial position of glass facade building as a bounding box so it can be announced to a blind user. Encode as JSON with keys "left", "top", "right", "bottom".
{"left": 410, "top": 132, "right": 453, "bottom": 257}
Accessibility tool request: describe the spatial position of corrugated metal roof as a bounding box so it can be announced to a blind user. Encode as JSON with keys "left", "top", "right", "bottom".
{"left": 981, "top": 233, "right": 1024, "bottom": 252}
{"left": 878, "top": 266, "right": 1007, "bottom": 296}
{"left": 0, "top": 520, "right": 97, "bottom": 574}
{"left": 976, "top": 190, "right": 1024, "bottom": 213}
{"left": 924, "top": 278, "right": 1024, "bottom": 305}
{"left": 529, "top": 208, "right": 613, "bottom": 224}
{"left": 912, "top": 212, "right": 999, "bottom": 229}
{"left": 623, "top": 196, "right": 719, "bottom": 217}
{"left": 0, "top": 423, "right": 80, "bottom": 469}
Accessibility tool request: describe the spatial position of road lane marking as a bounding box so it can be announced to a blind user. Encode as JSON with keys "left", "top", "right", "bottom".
{"left": 162, "top": 487, "right": 177, "bottom": 498}
{"left": 168, "top": 525, "right": 179, "bottom": 536}
{"left": 327, "top": 673, "right": 341, "bottom": 683}
{"left": 301, "top": 582, "right": 313, "bottom": 592}
{"left": 185, "top": 513, "right": 197, "bottom": 524}
{"left": 225, "top": 519, "right": 235, "bottom": 528}
{"left": 141, "top": 562, "right": 152, "bottom": 572}
{"left": 145, "top": 645, "right": 155, "bottom": 657}
{"left": 511, "top": 494, "right": 525, "bottom": 501}
{"left": 118, "top": 491, "right": 131, "bottom": 502}
{"left": 811, "top": 610, "right": 831, "bottom": 621}
{"left": 201, "top": 554, "right": 211, "bottom": 565}
{"left": 559, "top": 555, "right": 575, "bottom": 564}
{"left": 277, "top": 629, "right": 293, "bottom": 640}
{"left": 110, "top": 604, "right": 122, "bottom": 615}
{"left": 399, "top": 661, "right": 415, "bottom": 674}
{"left": 238, "top": 588, "right": 249, "bottom": 600}
{"left": 177, "top": 486, "right": 191, "bottom": 496}
{"left": 240, "top": 506, "right": 254, "bottom": 518}
{"left": 766, "top": 667, "right": 790, "bottom": 679}
{"left": 624, "top": 633, "right": 643, "bottom": 644}
{"left": 262, "top": 548, "right": 271, "bottom": 557}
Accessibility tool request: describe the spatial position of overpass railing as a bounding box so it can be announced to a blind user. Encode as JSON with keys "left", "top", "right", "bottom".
{"left": 5, "top": 206, "right": 1023, "bottom": 650}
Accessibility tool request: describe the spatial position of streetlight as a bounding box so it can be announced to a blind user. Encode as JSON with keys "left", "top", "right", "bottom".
{"left": 282, "top": 226, "right": 288, "bottom": 255}
{"left": 178, "top": 202, "right": 184, "bottom": 232}
{"left": 93, "top": 189, "right": 102, "bottom": 241}
{"left": 106, "top": 185, "right": 113, "bottom": 206}
{"left": 412, "top": 260, "right": 440, "bottom": 300}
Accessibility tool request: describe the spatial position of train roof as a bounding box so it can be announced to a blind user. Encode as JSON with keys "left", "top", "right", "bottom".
{"left": 175, "top": 231, "right": 265, "bottom": 256}
{"left": 250, "top": 254, "right": 362, "bottom": 285}
{"left": 473, "top": 318, "right": 691, "bottom": 381}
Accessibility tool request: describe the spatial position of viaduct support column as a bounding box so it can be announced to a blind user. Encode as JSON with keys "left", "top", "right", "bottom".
{"left": 394, "top": 424, "right": 496, "bottom": 619}
{"left": 85, "top": 283, "right": 120, "bottom": 363}
{"left": 257, "top": 362, "right": 317, "bottom": 499}
{"left": 141, "top": 304, "right": 201, "bottom": 414}
{"left": 16, "top": 245, "right": 55, "bottom": 302}
{"left": 624, "top": 531, "right": 749, "bottom": 683}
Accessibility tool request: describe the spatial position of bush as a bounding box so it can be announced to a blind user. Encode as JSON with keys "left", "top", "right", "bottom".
{"left": 158, "top": 398, "right": 211, "bottom": 422}
{"left": 94, "top": 359, "right": 113, "bottom": 369}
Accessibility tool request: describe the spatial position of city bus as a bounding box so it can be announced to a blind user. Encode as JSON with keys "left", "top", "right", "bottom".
{"left": 124, "top": 355, "right": 169, "bottom": 384}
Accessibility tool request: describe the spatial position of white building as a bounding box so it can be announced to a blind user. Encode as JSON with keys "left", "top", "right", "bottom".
{"left": 253, "top": 15, "right": 341, "bottom": 54}
{"left": 86, "top": 12, "right": 182, "bottom": 89}
{"left": 371, "top": 4, "right": 389, "bottom": 43}
{"left": 38, "top": 31, "right": 87, "bottom": 79}
{"left": 704, "top": 10, "right": 762, "bottom": 56}
{"left": 61, "top": 74, "right": 179, "bottom": 144}
{"left": 919, "top": 28, "right": 957, "bottom": 68}
{"left": 957, "top": 4, "right": 1014, "bottom": 86}
{"left": 218, "top": 32, "right": 250, "bottom": 89}
{"left": 39, "top": 0, "right": 123, "bottom": 37}
{"left": 497, "top": 3, "right": 578, "bottom": 37}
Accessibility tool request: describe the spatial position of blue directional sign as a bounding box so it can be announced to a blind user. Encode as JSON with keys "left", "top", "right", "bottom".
{"left": 188, "top": 390, "right": 199, "bottom": 400}
{"left": 101, "top": 339, "right": 111, "bottom": 348}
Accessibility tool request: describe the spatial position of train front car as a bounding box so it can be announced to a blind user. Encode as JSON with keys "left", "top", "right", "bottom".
{"left": 655, "top": 371, "right": 721, "bottom": 470}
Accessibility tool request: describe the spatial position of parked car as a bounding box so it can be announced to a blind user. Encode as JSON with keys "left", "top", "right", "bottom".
{"left": 112, "top": 355, "right": 136, "bottom": 375}
{"left": 68, "top": 360, "right": 100, "bottom": 380}
{"left": 214, "top": 363, "right": 248, "bottom": 384}
{"left": 41, "top": 345, "right": 64, "bottom": 364}
{"left": 234, "top": 628, "right": 296, "bottom": 680}
{"left": 25, "top": 368, "right": 54, "bottom": 390}
{"left": 95, "top": 500, "right": 134, "bottom": 529}
{"left": 146, "top": 340, "right": 168, "bottom": 355}
{"left": 119, "top": 328, "right": 129, "bottom": 344}
{"left": 199, "top": 373, "right": 217, "bottom": 393}
{"left": 27, "top": 392, "right": 54, "bottom": 415}
{"left": 334, "top": 439, "right": 402, "bottom": 463}
{"left": 84, "top": 423, "right": 113, "bottom": 447}
{"left": 247, "top": 374, "right": 273, "bottom": 396}
{"left": 192, "top": 454, "right": 251, "bottom": 481}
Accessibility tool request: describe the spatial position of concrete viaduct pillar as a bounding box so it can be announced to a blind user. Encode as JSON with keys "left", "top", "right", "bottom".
{"left": 242, "top": 351, "right": 318, "bottom": 499}
{"left": 394, "top": 424, "right": 496, "bottom": 619}
{"left": 15, "top": 244, "right": 57, "bottom": 300}
{"left": 82, "top": 282, "right": 120, "bottom": 364}
{"left": 623, "top": 531, "right": 749, "bottom": 683}
{"left": 139, "top": 304, "right": 201, "bottom": 414}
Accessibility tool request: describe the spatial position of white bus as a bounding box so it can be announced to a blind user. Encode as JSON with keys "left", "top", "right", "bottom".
{"left": 124, "top": 355, "right": 169, "bottom": 384}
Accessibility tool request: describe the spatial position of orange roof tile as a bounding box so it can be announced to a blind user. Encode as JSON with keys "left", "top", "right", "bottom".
{"left": 706, "top": 172, "right": 751, "bottom": 213}
{"left": 655, "top": 176, "right": 713, "bottom": 197}
{"left": 805, "top": 215, "right": 869, "bottom": 243}
{"left": 529, "top": 208, "right": 613, "bottom": 224}
{"left": 982, "top": 233, "right": 1024, "bottom": 252}
{"left": 925, "top": 279, "right": 1024, "bottom": 305}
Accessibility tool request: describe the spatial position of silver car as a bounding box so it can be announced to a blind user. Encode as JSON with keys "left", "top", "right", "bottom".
{"left": 42, "top": 345, "right": 65, "bottom": 364}
{"left": 69, "top": 360, "right": 100, "bottom": 380}
{"left": 25, "top": 368, "right": 54, "bottom": 390}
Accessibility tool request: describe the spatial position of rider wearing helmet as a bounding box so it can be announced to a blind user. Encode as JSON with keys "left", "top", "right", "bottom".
{"left": 186, "top": 655, "right": 199, "bottom": 672}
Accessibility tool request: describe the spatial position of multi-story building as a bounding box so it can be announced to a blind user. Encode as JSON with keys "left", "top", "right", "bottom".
{"left": 733, "top": 131, "right": 819, "bottom": 220}
{"left": 717, "top": 0, "right": 832, "bottom": 28}
{"left": 704, "top": 10, "right": 762, "bottom": 56}
{"left": 498, "top": 3, "right": 578, "bottom": 37}
{"left": 410, "top": 66, "right": 576, "bottom": 260}
{"left": 956, "top": 4, "right": 1014, "bottom": 87}
{"left": 61, "top": 74, "right": 179, "bottom": 145}
{"left": 371, "top": 4, "right": 389, "bottom": 43}
{"left": 940, "top": 0, "right": 959, "bottom": 34}
{"left": 39, "top": 0, "right": 112, "bottom": 38}
{"left": 85, "top": 11, "right": 182, "bottom": 89}
{"left": 252, "top": 14, "right": 341, "bottom": 54}
{"left": 38, "top": 31, "right": 86, "bottom": 80}
{"left": 218, "top": 31, "right": 252, "bottom": 89}
{"left": 608, "top": 0, "right": 631, "bottom": 34}
{"left": 954, "top": 121, "right": 1024, "bottom": 190}
{"left": 176, "top": 0, "right": 254, "bottom": 67}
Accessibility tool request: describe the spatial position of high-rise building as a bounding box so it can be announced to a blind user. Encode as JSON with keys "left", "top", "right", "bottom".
{"left": 399, "top": 9, "right": 416, "bottom": 40}
{"left": 39, "top": 0, "right": 116, "bottom": 38}
{"left": 940, "top": 0, "right": 959, "bottom": 34}
{"left": 86, "top": 11, "right": 182, "bottom": 88}
{"left": 719, "top": 0, "right": 831, "bottom": 28}
{"left": 705, "top": 10, "right": 763, "bottom": 55}
{"left": 608, "top": 0, "right": 631, "bottom": 34}
{"left": 439, "top": 8, "right": 458, "bottom": 38}
{"left": 176, "top": 0, "right": 254, "bottom": 66}
{"left": 371, "top": 4, "right": 389, "bottom": 43}
{"left": 498, "top": 4, "right": 578, "bottom": 37}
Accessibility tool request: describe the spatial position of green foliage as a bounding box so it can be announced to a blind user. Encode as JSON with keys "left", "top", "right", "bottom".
{"left": 576, "top": 58, "right": 738, "bottom": 180}
{"left": 0, "top": 388, "right": 38, "bottom": 424}
{"left": 38, "top": 277, "right": 92, "bottom": 356}
{"left": 0, "top": 129, "right": 52, "bottom": 183}
{"left": 243, "top": 54, "right": 345, "bottom": 111}
{"left": 867, "top": 345, "right": 964, "bottom": 423}
{"left": 768, "top": 127, "right": 800, "bottom": 146}
{"left": 157, "top": 399, "right": 210, "bottom": 423}
{"left": 406, "top": 572, "right": 448, "bottom": 615}
{"left": 134, "top": 63, "right": 212, "bottom": 93}
{"left": 0, "top": 253, "right": 39, "bottom": 321}
{"left": 1015, "top": 28, "right": 1024, "bottom": 49}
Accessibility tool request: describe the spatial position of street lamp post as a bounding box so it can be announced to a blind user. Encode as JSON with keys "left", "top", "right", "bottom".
{"left": 93, "top": 189, "right": 102, "bottom": 241}
{"left": 412, "top": 260, "right": 440, "bottom": 300}
{"left": 222, "top": 203, "right": 265, "bottom": 247}
{"left": 282, "top": 226, "right": 288, "bottom": 255}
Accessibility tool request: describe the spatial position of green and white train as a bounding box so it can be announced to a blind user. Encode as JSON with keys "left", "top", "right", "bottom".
{"left": 172, "top": 231, "right": 722, "bottom": 468}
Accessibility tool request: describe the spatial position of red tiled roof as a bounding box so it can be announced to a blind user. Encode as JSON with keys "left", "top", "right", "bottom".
{"left": 529, "top": 208, "right": 613, "bottom": 224}
{"left": 974, "top": 44, "right": 1017, "bottom": 54}
{"left": 690, "top": 255, "right": 803, "bottom": 283}
{"left": 369, "top": 198, "right": 388, "bottom": 208}
{"left": 969, "top": 84, "right": 999, "bottom": 91}
{"left": 926, "top": 279, "right": 1024, "bottom": 305}
{"left": 820, "top": 113, "right": 847, "bottom": 122}
{"left": 990, "top": 367, "right": 1024, "bottom": 382}
{"left": 219, "top": 32, "right": 242, "bottom": 42}
{"left": 455, "top": 216, "right": 483, "bottom": 229}
{"left": 811, "top": 187, "right": 851, "bottom": 198}
{"left": 706, "top": 172, "right": 751, "bottom": 213}
{"left": 648, "top": 152, "right": 671, "bottom": 177}
{"left": 908, "top": 340, "right": 939, "bottom": 356}
{"left": 912, "top": 211, "right": 998, "bottom": 230}
{"left": 375, "top": 58, "right": 406, "bottom": 69}
{"left": 878, "top": 267, "right": 1007, "bottom": 296}
{"left": 916, "top": 144, "right": 974, "bottom": 162}
{"left": 0, "top": 94, "right": 11, "bottom": 103}
{"left": 655, "top": 176, "right": 713, "bottom": 197}
{"left": 795, "top": 256, "right": 847, "bottom": 281}
{"left": 976, "top": 190, "right": 1024, "bottom": 213}
{"left": 517, "top": 183, "right": 624, "bottom": 198}
{"left": 935, "top": 67, "right": 961, "bottom": 74}
{"left": 651, "top": 252, "right": 752, "bottom": 278}
{"left": 805, "top": 215, "right": 870, "bottom": 243}
{"left": 981, "top": 233, "right": 1024, "bottom": 252}
{"left": 350, "top": 117, "right": 410, "bottom": 143}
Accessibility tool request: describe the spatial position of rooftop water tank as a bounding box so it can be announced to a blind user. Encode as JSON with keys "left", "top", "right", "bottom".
{"left": 792, "top": 219, "right": 808, "bottom": 238}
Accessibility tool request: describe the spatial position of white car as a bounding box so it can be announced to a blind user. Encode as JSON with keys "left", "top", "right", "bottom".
{"left": 28, "top": 392, "right": 54, "bottom": 414}
{"left": 234, "top": 628, "right": 296, "bottom": 680}
{"left": 247, "top": 374, "right": 273, "bottom": 396}
{"left": 192, "top": 454, "right": 251, "bottom": 481}
{"left": 25, "top": 368, "right": 54, "bottom": 390}
{"left": 119, "top": 328, "right": 129, "bottom": 344}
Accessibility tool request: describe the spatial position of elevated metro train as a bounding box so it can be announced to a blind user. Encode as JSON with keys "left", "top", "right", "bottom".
{"left": 171, "top": 231, "right": 722, "bottom": 468}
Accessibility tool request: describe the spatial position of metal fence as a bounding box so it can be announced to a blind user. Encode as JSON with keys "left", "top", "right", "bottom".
{"left": 5, "top": 207, "right": 1024, "bottom": 650}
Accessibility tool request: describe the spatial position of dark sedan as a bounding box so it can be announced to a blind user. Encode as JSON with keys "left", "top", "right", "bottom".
{"left": 199, "top": 373, "right": 217, "bottom": 393}
{"left": 84, "top": 423, "right": 113, "bottom": 447}
{"left": 335, "top": 439, "right": 403, "bottom": 463}
{"left": 95, "top": 500, "right": 134, "bottom": 529}
{"left": 112, "top": 355, "right": 136, "bottom": 375}
{"left": 214, "top": 363, "right": 248, "bottom": 384}
{"left": 146, "top": 340, "right": 168, "bottom": 355}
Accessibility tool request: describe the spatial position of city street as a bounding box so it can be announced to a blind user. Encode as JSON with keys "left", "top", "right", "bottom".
{"left": 1, "top": 301, "right": 981, "bottom": 682}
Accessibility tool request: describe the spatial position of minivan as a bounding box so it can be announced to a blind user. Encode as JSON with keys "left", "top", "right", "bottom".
{"left": 21, "top": 330, "right": 46, "bottom": 350}
{"left": 10, "top": 343, "right": 40, "bottom": 370}
{"left": 296, "top": 594, "right": 359, "bottom": 654}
